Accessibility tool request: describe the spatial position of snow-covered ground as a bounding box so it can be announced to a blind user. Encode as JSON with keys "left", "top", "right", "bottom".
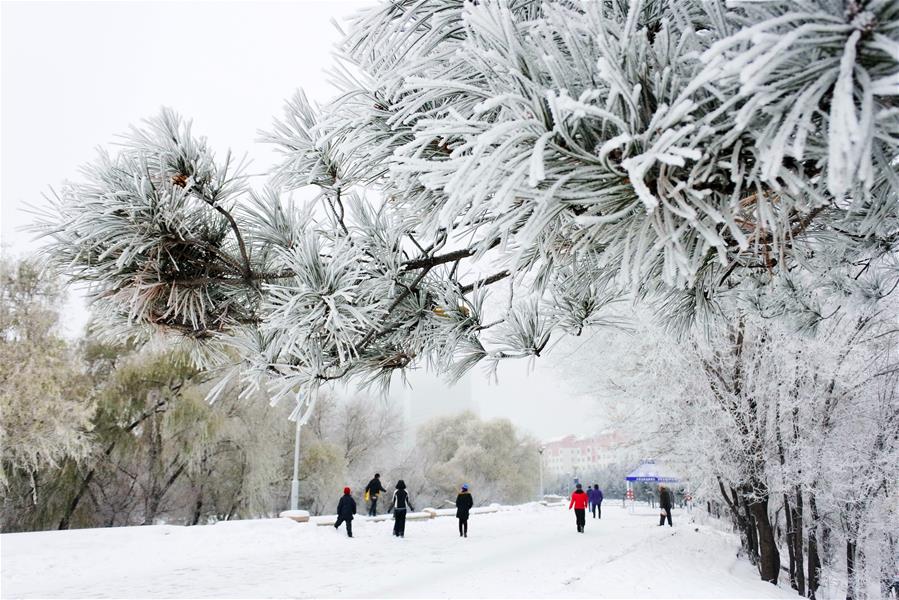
{"left": 2, "top": 504, "right": 796, "bottom": 598}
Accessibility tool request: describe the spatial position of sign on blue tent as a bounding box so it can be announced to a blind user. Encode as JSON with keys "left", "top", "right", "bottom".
{"left": 624, "top": 460, "right": 680, "bottom": 514}
{"left": 624, "top": 460, "right": 680, "bottom": 483}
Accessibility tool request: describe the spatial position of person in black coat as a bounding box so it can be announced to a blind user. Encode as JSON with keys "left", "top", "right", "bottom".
{"left": 591, "top": 484, "right": 604, "bottom": 519}
{"left": 334, "top": 487, "right": 357, "bottom": 537}
{"left": 455, "top": 484, "right": 474, "bottom": 538}
{"left": 364, "top": 473, "right": 388, "bottom": 516}
{"left": 388, "top": 480, "right": 414, "bottom": 537}
{"left": 658, "top": 485, "right": 673, "bottom": 527}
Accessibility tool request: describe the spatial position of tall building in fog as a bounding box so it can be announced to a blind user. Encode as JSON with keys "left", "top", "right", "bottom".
{"left": 394, "top": 369, "right": 475, "bottom": 444}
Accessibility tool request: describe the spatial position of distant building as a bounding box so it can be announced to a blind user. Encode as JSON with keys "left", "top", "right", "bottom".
{"left": 391, "top": 369, "right": 475, "bottom": 445}
{"left": 541, "top": 433, "right": 621, "bottom": 477}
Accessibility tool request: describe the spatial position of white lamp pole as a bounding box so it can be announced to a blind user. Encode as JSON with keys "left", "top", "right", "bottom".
{"left": 290, "top": 418, "right": 302, "bottom": 511}
{"left": 538, "top": 446, "right": 545, "bottom": 500}
{"left": 288, "top": 391, "right": 317, "bottom": 512}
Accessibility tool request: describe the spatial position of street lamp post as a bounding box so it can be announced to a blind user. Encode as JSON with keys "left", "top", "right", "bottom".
{"left": 538, "top": 446, "right": 545, "bottom": 500}
{"left": 288, "top": 391, "right": 318, "bottom": 513}
{"left": 290, "top": 418, "right": 302, "bottom": 511}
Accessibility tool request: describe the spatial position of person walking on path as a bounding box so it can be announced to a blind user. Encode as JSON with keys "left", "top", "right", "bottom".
{"left": 334, "top": 487, "right": 357, "bottom": 538}
{"left": 389, "top": 480, "right": 414, "bottom": 537}
{"left": 569, "top": 483, "right": 589, "bottom": 533}
{"left": 658, "top": 485, "right": 673, "bottom": 527}
{"left": 364, "top": 473, "right": 387, "bottom": 517}
{"left": 455, "top": 484, "right": 474, "bottom": 538}
{"left": 589, "top": 484, "right": 604, "bottom": 519}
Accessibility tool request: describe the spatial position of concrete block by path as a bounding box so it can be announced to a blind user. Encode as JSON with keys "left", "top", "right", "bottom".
{"left": 407, "top": 511, "right": 435, "bottom": 521}
{"left": 365, "top": 514, "right": 393, "bottom": 523}
{"left": 312, "top": 511, "right": 435, "bottom": 526}
{"left": 279, "top": 510, "right": 310, "bottom": 523}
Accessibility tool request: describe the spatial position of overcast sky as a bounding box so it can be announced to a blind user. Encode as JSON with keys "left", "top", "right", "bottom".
{"left": 1, "top": 0, "right": 607, "bottom": 440}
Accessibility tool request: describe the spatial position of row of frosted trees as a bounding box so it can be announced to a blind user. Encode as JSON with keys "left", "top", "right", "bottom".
{"left": 552, "top": 305, "right": 898, "bottom": 597}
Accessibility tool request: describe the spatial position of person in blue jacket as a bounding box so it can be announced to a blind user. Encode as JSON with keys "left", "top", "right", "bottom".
{"left": 589, "top": 484, "right": 604, "bottom": 519}
{"left": 334, "top": 487, "right": 357, "bottom": 537}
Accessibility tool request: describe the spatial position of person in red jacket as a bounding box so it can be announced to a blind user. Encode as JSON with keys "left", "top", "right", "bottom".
{"left": 569, "top": 483, "right": 589, "bottom": 533}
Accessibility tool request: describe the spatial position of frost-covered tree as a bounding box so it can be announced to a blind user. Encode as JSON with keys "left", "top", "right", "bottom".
{"left": 298, "top": 439, "right": 347, "bottom": 516}
{"left": 553, "top": 305, "right": 899, "bottom": 595}
{"left": 0, "top": 258, "right": 94, "bottom": 509}
{"left": 2, "top": 322, "right": 297, "bottom": 532}
{"left": 407, "top": 411, "right": 540, "bottom": 508}
{"left": 57, "top": 344, "right": 298, "bottom": 529}
{"left": 305, "top": 392, "right": 404, "bottom": 476}
{"left": 33, "top": 0, "right": 899, "bottom": 400}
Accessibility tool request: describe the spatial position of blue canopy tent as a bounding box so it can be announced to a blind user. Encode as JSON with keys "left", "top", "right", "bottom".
{"left": 625, "top": 460, "right": 680, "bottom": 483}
{"left": 625, "top": 460, "right": 680, "bottom": 512}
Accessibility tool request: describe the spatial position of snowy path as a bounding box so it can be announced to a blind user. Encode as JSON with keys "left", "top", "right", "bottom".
{"left": 1, "top": 504, "right": 795, "bottom": 598}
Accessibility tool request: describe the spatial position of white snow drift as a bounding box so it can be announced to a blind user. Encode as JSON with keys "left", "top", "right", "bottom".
{"left": 1, "top": 503, "right": 796, "bottom": 599}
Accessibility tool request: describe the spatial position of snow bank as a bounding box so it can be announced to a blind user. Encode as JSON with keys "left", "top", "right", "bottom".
{"left": 1, "top": 505, "right": 797, "bottom": 599}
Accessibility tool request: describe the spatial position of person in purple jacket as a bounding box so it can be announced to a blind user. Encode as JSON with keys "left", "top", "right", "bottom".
{"left": 589, "top": 484, "right": 604, "bottom": 519}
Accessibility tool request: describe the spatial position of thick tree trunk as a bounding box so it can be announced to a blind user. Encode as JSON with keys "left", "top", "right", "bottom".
{"left": 807, "top": 493, "right": 822, "bottom": 599}
{"left": 59, "top": 468, "right": 96, "bottom": 530}
{"left": 822, "top": 521, "right": 833, "bottom": 568}
{"left": 748, "top": 496, "right": 781, "bottom": 584}
{"left": 190, "top": 456, "right": 209, "bottom": 526}
{"left": 787, "top": 407, "right": 806, "bottom": 596}
{"left": 807, "top": 534, "right": 820, "bottom": 600}
{"left": 784, "top": 494, "right": 797, "bottom": 590}
{"left": 742, "top": 494, "right": 760, "bottom": 563}
{"left": 143, "top": 413, "right": 164, "bottom": 525}
{"left": 718, "top": 480, "right": 757, "bottom": 563}
{"left": 793, "top": 487, "right": 806, "bottom": 596}
{"left": 191, "top": 495, "right": 203, "bottom": 526}
{"left": 882, "top": 534, "right": 898, "bottom": 599}
{"left": 846, "top": 538, "right": 857, "bottom": 600}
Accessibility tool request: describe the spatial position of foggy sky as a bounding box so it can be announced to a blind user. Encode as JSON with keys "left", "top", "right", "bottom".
{"left": 1, "top": 0, "right": 607, "bottom": 441}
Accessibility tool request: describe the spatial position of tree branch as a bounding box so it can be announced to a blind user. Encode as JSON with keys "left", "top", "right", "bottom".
{"left": 194, "top": 192, "right": 253, "bottom": 282}
{"left": 402, "top": 238, "right": 501, "bottom": 271}
{"left": 402, "top": 247, "right": 477, "bottom": 271}
{"left": 460, "top": 270, "right": 511, "bottom": 294}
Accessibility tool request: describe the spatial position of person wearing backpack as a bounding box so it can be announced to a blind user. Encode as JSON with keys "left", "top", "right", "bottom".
{"left": 334, "top": 487, "right": 356, "bottom": 538}
{"left": 569, "top": 483, "right": 589, "bottom": 533}
{"left": 455, "top": 484, "right": 474, "bottom": 538}
{"left": 389, "top": 480, "right": 414, "bottom": 537}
